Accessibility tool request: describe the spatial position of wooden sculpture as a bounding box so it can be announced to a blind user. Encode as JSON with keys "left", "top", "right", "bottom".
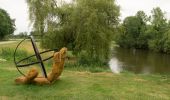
{"left": 15, "top": 47, "right": 67, "bottom": 85}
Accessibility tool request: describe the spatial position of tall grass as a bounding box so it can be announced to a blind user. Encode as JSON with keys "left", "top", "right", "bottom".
{"left": 64, "top": 51, "right": 111, "bottom": 72}
{"left": 64, "top": 61, "right": 110, "bottom": 73}
{"left": 0, "top": 48, "right": 28, "bottom": 61}
{"left": 0, "top": 47, "right": 110, "bottom": 73}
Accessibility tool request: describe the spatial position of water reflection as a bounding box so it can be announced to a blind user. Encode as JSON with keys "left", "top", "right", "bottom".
{"left": 109, "top": 57, "right": 122, "bottom": 73}
{"left": 109, "top": 47, "right": 170, "bottom": 74}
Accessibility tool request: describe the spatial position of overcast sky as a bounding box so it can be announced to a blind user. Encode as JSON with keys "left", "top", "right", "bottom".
{"left": 0, "top": 0, "right": 170, "bottom": 34}
{"left": 116, "top": 0, "right": 170, "bottom": 20}
{"left": 0, "top": 0, "right": 30, "bottom": 35}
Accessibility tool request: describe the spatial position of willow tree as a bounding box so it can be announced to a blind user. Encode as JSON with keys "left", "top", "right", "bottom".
{"left": 26, "top": 0, "right": 58, "bottom": 35}
{"left": 74, "top": 0, "right": 120, "bottom": 63}
{"left": 27, "top": 0, "right": 120, "bottom": 64}
{"left": 43, "top": 0, "right": 120, "bottom": 64}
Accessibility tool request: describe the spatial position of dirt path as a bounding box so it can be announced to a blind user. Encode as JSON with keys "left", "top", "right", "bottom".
{"left": 0, "top": 41, "right": 17, "bottom": 45}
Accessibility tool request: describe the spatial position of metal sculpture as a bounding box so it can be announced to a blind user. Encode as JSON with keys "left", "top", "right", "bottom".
{"left": 14, "top": 35, "right": 58, "bottom": 78}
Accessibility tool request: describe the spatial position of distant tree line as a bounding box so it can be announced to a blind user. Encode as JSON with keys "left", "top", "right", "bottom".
{"left": 115, "top": 7, "right": 170, "bottom": 54}
{"left": 9, "top": 32, "right": 28, "bottom": 39}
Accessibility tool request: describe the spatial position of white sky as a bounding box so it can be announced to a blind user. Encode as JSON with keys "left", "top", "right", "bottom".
{"left": 0, "top": 0, "right": 30, "bottom": 35}
{"left": 0, "top": 0, "right": 170, "bottom": 34}
{"left": 116, "top": 0, "right": 170, "bottom": 20}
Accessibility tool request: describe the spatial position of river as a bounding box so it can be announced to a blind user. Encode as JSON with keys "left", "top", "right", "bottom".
{"left": 109, "top": 47, "right": 170, "bottom": 74}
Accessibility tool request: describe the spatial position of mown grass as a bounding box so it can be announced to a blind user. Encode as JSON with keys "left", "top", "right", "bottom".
{"left": 0, "top": 41, "right": 170, "bottom": 100}
{"left": 0, "top": 61, "right": 170, "bottom": 100}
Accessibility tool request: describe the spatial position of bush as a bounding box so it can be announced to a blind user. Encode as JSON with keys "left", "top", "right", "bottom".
{"left": 64, "top": 61, "right": 110, "bottom": 73}
{"left": 61, "top": 50, "right": 110, "bottom": 72}
{"left": 77, "top": 51, "right": 108, "bottom": 66}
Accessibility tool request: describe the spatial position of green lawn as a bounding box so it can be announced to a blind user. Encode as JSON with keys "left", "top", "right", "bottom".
{"left": 0, "top": 41, "right": 170, "bottom": 100}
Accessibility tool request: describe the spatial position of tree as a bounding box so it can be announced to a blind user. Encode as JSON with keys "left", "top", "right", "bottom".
{"left": 163, "top": 29, "right": 170, "bottom": 53}
{"left": 151, "top": 7, "right": 167, "bottom": 32}
{"left": 135, "top": 11, "right": 150, "bottom": 49}
{"left": 41, "top": 0, "right": 120, "bottom": 64}
{"left": 115, "top": 11, "right": 148, "bottom": 49}
{"left": 26, "top": 0, "right": 58, "bottom": 35}
{"left": 148, "top": 7, "right": 168, "bottom": 52}
{"left": 115, "top": 7, "right": 170, "bottom": 54}
{"left": 0, "top": 8, "right": 15, "bottom": 40}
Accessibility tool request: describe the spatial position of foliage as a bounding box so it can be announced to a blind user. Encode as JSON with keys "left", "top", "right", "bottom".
{"left": 115, "top": 11, "right": 149, "bottom": 49}
{"left": 65, "top": 61, "right": 109, "bottom": 73}
{"left": 147, "top": 7, "right": 169, "bottom": 52}
{"left": 36, "top": 0, "right": 120, "bottom": 64}
{"left": 163, "top": 29, "right": 170, "bottom": 53}
{"left": 0, "top": 8, "right": 15, "bottom": 40}
{"left": 116, "top": 7, "right": 170, "bottom": 54}
{"left": 26, "top": 0, "right": 57, "bottom": 35}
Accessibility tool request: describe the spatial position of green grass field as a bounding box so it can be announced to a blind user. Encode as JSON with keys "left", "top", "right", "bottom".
{"left": 0, "top": 41, "right": 170, "bottom": 100}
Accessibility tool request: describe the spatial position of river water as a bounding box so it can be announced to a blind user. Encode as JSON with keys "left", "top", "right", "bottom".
{"left": 109, "top": 47, "right": 170, "bottom": 74}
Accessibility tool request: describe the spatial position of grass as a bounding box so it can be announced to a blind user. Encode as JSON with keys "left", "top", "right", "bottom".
{"left": 0, "top": 41, "right": 170, "bottom": 100}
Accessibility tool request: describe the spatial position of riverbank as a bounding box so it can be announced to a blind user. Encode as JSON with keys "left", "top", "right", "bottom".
{"left": 0, "top": 61, "right": 170, "bottom": 100}
{"left": 0, "top": 62, "right": 170, "bottom": 100}
{"left": 0, "top": 41, "right": 170, "bottom": 99}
